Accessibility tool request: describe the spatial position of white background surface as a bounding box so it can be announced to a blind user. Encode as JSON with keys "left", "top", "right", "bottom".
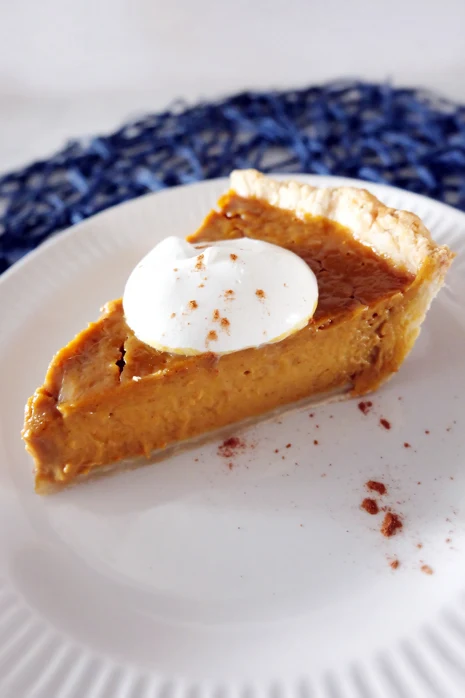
{"left": 0, "top": 0, "right": 465, "bottom": 172}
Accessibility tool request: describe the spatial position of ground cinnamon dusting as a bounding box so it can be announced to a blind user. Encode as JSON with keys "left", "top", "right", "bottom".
{"left": 230, "top": 253, "right": 238, "bottom": 261}
{"left": 381, "top": 512, "right": 403, "bottom": 537}
{"left": 220, "top": 317, "right": 230, "bottom": 331}
{"left": 170, "top": 312, "right": 176, "bottom": 318}
{"left": 255, "top": 289, "right": 266, "bottom": 300}
{"left": 404, "top": 442, "right": 411, "bottom": 448}
{"left": 224, "top": 289, "right": 235, "bottom": 299}
{"left": 358, "top": 400, "right": 373, "bottom": 415}
{"left": 361, "top": 498, "right": 379, "bottom": 515}
{"left": 188, "top": 300, "right": 198, "bottom": 310}
{"left": 207, "top": 330, "right": 218, "bottom": 343}
{"left": 380, "top": 418, "right": 391, "bottom": 430}
{"left": 195, "top": 253, "right": 205, "bottom": 271}
{"left": 218, "top": 437, "right": 245, "bottom": 459}
{"left": 366, "top": 480, "right": 387, "bottom": 495}
{"left": 212, "top": 309, "right": 220, "bottom": 321}
{"left": 421, "top": 564, "right": 433, "bottom": 575}
{"left": 390, "top": 559, "right": 400, "bottom": 570}
{"left": 313, "top": 439, "right": 318, "bottom": 445}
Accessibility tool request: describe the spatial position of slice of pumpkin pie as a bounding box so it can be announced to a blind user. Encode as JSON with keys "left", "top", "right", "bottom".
{"left": 22, "top": 170, "right": 454, "bottom": 493}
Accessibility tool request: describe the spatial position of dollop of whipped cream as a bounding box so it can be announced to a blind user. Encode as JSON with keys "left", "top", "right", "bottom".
{"left": 123, "top": 236, "right": 318, "bottom": 355}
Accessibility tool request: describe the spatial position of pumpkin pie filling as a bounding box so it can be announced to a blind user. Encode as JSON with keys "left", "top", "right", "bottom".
{"left": 22, "top": 170, "right": 454, "bottom": 493}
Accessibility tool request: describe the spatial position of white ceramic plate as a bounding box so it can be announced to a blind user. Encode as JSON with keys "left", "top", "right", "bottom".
{"left": 1, "top": 176, "right": 465, "bottom": 698}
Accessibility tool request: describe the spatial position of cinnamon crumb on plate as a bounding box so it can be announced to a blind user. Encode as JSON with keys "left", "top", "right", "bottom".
{"left": 381, "top": 512, "right": 403, "bottom": 537}
{"left": 366, "top": 480, "right": 387, "bottom": 495}
{"left": 361, "top": 498, "right": 379, "bottom": 515}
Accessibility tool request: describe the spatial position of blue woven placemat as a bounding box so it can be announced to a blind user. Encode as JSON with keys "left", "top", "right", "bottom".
{"left": 1, "top": 80, "right": 465, "bottom": 274}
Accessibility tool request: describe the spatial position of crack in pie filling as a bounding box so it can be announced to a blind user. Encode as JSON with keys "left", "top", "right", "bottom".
{"left": 22, "top": 170, "right": 454, "bottom": 494}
